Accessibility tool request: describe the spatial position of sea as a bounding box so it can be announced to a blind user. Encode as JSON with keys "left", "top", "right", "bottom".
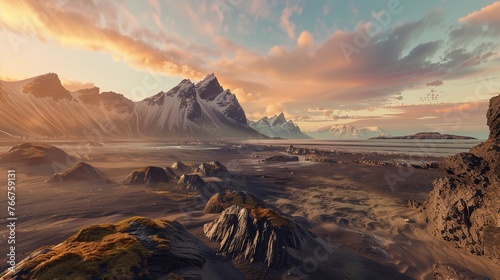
{"left": 0, "top": 139, "right": 485, "bottom": 157}
{"left": 241, "top": 139, "right": 485, "bottom": 157}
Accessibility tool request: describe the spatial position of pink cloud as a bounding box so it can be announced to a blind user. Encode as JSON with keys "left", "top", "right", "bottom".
{"left": 0, "top": 0, "right": 206, "bottom": 79}
{"left": 280, "top": 4, "right": 301, "bottom": 39}
{"left": 459, "top": 2, "right": 500, "bottom": 25}
{"left": 249, "top": 0, "right": 272, "bottom": 18}
{"left": 148, "top": 0, "right": 161, "bottom": 14}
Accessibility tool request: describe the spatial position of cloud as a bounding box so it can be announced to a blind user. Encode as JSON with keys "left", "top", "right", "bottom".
{"left": 450, "top": 2, "right": 500, "bottom": 47}
{"left": 280, "top": 4, "right": 301, "bottom": 39}
{"left": 0, "top": 0, "right": 206, "bottom": 79}
{"left": 232, "top": 88, "right": 262, "bottom": 104}
{"left": 435, "top": 102, "right": 484, "bottom": 114}
{"left": 249, "top": 0, "right": 273, "bottom": 19}
{"left": 349, "top": 1, "right": 360, "bottom": 16}
{"left": 322, "top": 4, "right": 330, "bottom": 16}
{"left": 265, "top": 102, "right": 284, "bottom": 115}
{"left": 297, "top": 31, "right": 313, "bottom": 49}
{"left": 148, "top": 0, "right": 161, "bottom": 14}
{"left": 61, "top": 79, "right": 95, "bottom": 91}
{"left": 426, "top": 80, "right": 443, "bottom": 87}
{"left": 459, "top": 2, "right": 500, "bottom": 25}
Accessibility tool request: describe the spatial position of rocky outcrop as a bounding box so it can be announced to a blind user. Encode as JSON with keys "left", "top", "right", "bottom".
{"left": 177, "top": 174, "right": 207, "bottom": 191}
{"left": 433, "top": 263, "right": 489, "bottom": 280}
{"left": 194, "top": 161, "right": 229, "bottom": 177}
{"left": 421, "top": 94, "right": 500, "bottom": 263}
{"left": 123, "top": 166, "right": 175, "bottom": 185}
{"left": 285, "top": 145, "right": 314, "bottom": 155}
{"left": 203, "top": 191, "right": 315, "bottom": 269}
{"left": 46, "top": 162, "right": 111, "bottom": 183}
{"left": 171, "top": 161, "right": 195, "bottom": 175}
{"left": 2, "top": 217, "right": 205, "bottom": 279}
{"left": 164, "top": 167, "right": 177, "bottom": 179}
{"left": 0, "top": 143, "right": 76, "bottom": 166}
{"left": 265, "top": 155, "right": 299, "bottom": 162}
{"left": 487, "top": 95, "right": 500, "bottom": 141}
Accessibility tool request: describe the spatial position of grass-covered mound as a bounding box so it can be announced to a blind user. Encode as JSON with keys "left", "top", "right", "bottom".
{"left": 204, "top": 190, "right": 291, "bottom": 228}
{"left": 4, "top": 217, "right": 205, "bottom": 280}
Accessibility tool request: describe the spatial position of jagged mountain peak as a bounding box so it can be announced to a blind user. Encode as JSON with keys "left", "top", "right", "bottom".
{"left": 270, "top": 112, "right": 287, "bottom": 126}
{"left": 143, "top": 79, "right": 196, "bottom": 106}
{"left": 249, "top": 112, "right": 310, "bottom": 139}
{"left": 196, "top": 73, "right": 223, "bottom": 101}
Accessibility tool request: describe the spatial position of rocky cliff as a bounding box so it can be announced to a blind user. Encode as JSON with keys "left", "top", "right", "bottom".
{"left": 421, "top": 94, "right": 500, "bottom": 263}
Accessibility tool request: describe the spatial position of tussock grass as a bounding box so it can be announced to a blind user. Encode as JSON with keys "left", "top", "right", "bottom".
{"left": 17, "top": 217, "right": 174, "bottom": 280}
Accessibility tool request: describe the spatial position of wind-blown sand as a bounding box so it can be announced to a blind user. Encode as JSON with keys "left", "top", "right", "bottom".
{"left": 0, "top": 141, "right": 498, "bottom": 279}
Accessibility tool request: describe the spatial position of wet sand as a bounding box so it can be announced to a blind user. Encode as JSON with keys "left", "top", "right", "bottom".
{"left": 0, "top": 141, "right": 498, "bottom": 279}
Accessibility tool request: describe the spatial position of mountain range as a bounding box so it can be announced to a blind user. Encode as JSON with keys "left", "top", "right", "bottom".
{"left": 247, "top": 113, "right": 311, "bottom": 139}
{"left": 0, "top": 73, "right": 262, "bottom": 139}
{"left": 307, "top": 125, "right": 391, "bottom": 139}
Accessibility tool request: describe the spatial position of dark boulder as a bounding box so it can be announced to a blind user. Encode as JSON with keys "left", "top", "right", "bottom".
{"left": 195, "top": 161, "right": 229, "bottom": 177}
{"left": 123, "top": 166, "right": 171, "bottom": 185}
{"left": 433, "top": 263, "right": 489, "bottom": 280}
{"left": 164, "top": 167, "right": 178, "bottom": 179}
{"left": 46, "top": 162, "right": 111, "bottom": 183}
{"left": 171, "top": 161, "right": 195, "bottom": 175}
{"left": 177, "top": 174, "right": 207, "bottom": 191}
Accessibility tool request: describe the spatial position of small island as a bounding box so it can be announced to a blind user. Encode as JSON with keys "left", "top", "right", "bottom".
{"left": 371, "top": 132, "right": 477, "bottom": 140}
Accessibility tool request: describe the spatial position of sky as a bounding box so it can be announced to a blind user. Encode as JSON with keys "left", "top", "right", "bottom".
{"left": 1, "top": 0, "right": 499, "bottom": 138}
